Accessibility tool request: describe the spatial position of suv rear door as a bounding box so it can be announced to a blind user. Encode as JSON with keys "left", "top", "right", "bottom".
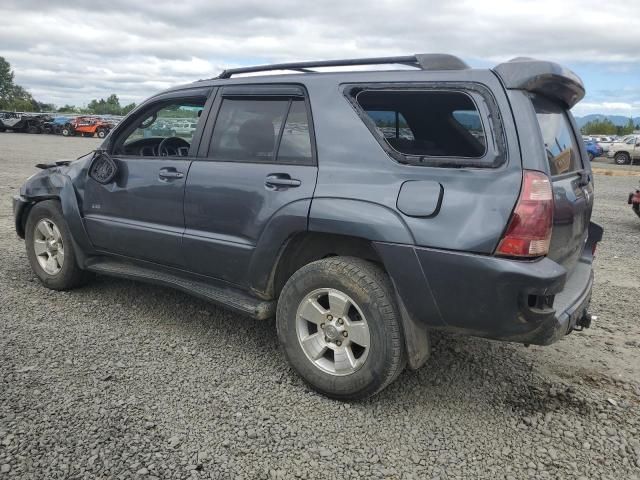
{"left": 530, "top": 94, "right": 593, "bottom": 272}
{"left": 184, "top": 85, "right": 318, "bottom": 286}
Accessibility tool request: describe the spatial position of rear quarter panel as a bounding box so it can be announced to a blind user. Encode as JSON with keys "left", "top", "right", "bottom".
{"left": 305, "top": 70, "right": 523, "bottom": 253}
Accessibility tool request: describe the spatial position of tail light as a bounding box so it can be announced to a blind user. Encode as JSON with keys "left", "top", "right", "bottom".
{"left": 496, "top": 170, "right": 553, "bottom": 258}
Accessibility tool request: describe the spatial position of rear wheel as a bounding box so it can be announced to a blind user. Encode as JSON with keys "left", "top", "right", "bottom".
{"left": 61, "top": 126, "right": 73, "bottom": 137}
{"left": 276, "top": 257, "right": 405, "bottom": 400}
{"left": 615, "top": 152, "right": 630, "bottom": 165}
{"left": 96, "top": 128, "right": 107, "bottom": 138}
{"left": 25, "top": 200, "right": 91, "bottom": 290}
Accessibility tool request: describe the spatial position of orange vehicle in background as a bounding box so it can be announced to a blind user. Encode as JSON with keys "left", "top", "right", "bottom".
{"left": 61, "top": 116, "right": 114, "bottom": 138}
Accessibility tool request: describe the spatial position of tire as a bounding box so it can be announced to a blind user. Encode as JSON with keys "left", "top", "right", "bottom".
{"left": 61, "top": 126, "right": 72, "bottom": 137}
{"left": 615, "top": 152, "right": 630, "bottom": 165}
{"left": 276, "top": 256, "right": 405, "bottom": 400}
{"left": 25, "top": 200, "right": 91, "bottom": 291}
{"left": 588, "top": 152, "right": 594, "bottom": 162}
{"left": 96, "top": 129, "right": 106, "bottom": 138}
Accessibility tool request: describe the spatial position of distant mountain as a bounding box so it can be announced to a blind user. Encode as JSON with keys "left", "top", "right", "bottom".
{"left": 574, "top": 114, "right": 640, "bottom": 128}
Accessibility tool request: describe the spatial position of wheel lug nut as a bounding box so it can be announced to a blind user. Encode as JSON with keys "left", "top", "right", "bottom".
{"left": 320, "top": 323, "right": 325, "bottom": 329}
{"left": 342, "top": 331, "right": 348, "bottom": 337}
{"left": 337, "top": 318, "right": 344, "bottom": 325}
{"left": 336, "top": 341, "right": 342, "bottom": 347}
{"left": 327, "top": 314, "right": 333, "bottom": 321}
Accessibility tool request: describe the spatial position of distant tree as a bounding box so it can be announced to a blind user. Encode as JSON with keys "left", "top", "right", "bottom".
{"left": 0, "top": 56, "right": 14, "bottom": 102}
{"left": 58, "top": 104, "right": 79, "bottom": 113}
{"left": 121, "top": 102, "right": 136, "bottom": 115}
{"left": 86, "top": 94, "right": 136, "bottom": 115}
{"left": 581, "top": 119, "right": 617, "bottom": 135}
{"left": 0, "top": 56, "right": 55, "bottom": 112}
{"left": 582, "top": 117, "right": 637, "bottom": 136}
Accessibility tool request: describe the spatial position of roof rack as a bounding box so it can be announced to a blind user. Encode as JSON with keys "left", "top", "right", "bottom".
{"left": 217, "top": 53, "right": 469, "bottom": 79}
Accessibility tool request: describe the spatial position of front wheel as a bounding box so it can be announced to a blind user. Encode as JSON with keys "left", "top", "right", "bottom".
{"left": 61, "top": 126, "right": 73, "bottom": 136}
{"left": 615, "top": 152, "right": 630, "bottom": 165}
{"left": 276, "top": 257, "right": 405, "bottom": 400}
{"left": 25, "top": 200, "right": 91, "bottom": 290}
{"left": 96, "top": 128, "right": 107, "bottom": 138}
{"left": 588, "top": 152, "right": 594, "bottom": 162}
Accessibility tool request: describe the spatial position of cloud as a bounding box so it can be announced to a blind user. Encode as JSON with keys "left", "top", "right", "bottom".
{"left": 1, "top": 0, "right": 639, "bottom": 112}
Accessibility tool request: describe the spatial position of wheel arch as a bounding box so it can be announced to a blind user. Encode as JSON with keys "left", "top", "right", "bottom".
{"left": 267, "top": 232, "right": 384, "bottom": 299}
{"left": 20, "top": 174, "right": 94, "bottom": 266}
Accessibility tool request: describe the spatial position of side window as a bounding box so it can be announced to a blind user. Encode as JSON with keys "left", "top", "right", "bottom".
{"left": 353, "top": 89, "right": 488, "bottom": 162}
{"left": 208, "top": 96, "right": 314, "bottom": 164}
{"left": 115, "top": 98, "right": 206, "bottom": 157}
{"left": 277, "top": 99, "right": 313, "bottom": 164}
{"left": 209, "top": 99, "right": 288, "bottom": 162}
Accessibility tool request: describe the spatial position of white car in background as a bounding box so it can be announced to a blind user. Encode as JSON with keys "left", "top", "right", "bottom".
{"left": 607, "top": 135, "right": 640, "bottom": 165}
{"left": 174, "top": 121, "right": 198, "bottom": 137}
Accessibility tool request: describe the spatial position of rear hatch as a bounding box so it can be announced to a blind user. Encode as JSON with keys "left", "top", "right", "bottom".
{"left": 532, "top": 95, "right": 593, "bottom": 272}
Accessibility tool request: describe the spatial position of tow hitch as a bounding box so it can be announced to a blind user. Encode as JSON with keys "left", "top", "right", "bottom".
{"left": 574, "top": 311, "right": 596, "bottom": 331}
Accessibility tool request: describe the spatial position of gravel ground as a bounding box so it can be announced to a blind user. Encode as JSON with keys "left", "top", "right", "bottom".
{"left": 1, "top": 132, "right": 639, "bottom": 480}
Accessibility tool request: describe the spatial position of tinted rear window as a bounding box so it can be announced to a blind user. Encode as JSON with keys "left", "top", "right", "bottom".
{"left": 533, "top": 96, "right": 582, "bottom": 175}
{"left": 355, "top": 90, "right": 487, "bottom": 160}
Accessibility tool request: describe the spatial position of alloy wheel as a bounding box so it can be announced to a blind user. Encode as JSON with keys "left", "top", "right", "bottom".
{"left": 296, "top": 288, "right": 371, "bottom": 376}
{"left": 33, "top": 218, "right": 64, "bottom": 275}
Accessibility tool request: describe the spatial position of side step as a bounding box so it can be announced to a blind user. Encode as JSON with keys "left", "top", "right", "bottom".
{"left": 86, "top": 259, "right": 275, "bottom": 320}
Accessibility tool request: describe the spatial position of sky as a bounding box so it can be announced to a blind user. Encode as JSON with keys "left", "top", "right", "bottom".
{"left": 1, "top": 0, "right": 639, "bottom": 116}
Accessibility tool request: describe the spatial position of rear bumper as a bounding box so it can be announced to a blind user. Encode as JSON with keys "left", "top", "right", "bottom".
{"left": 375, "top": 222, "right": 603, "bottom": 346}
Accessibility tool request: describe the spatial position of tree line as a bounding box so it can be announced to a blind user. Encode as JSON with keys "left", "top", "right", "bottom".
{"left": 0, "top": 56, "right": 135, "bottom": 116}
{"left": 580, "top": 118, "right": 639, "bottom": 136}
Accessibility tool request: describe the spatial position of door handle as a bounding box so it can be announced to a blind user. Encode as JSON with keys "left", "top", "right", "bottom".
{"left": 159, "top": 168, "right": 184, "bottom": 180}
{"left": 265, "top": 174, "right": 301, "bottom": 189}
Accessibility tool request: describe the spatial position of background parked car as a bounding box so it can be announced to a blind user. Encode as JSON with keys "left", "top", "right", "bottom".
{"left": 0, "top": 112, "right": 50, "bottom": 134}
{"left": 607, "top": 135, "right": 640, "bottom": 165}
{"left": 628, "top": 181, "right": 640, "bottom": 218}
{"left": 61, "top": 116, "right": 114, "bottom": 138}
{"left": 584, "top": 140, "right": 603, "bottom": 161}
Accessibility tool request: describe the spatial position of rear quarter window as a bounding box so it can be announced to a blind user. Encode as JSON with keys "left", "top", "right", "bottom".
{"left": 346, "top": 86, "right": 504, "bottom": 167}
{"left": 532, "top": 95, "right": 582, "bottom": 175}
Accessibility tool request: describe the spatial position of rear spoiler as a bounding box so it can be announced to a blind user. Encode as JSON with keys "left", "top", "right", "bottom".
{"left": 493, "top": 57, "right": 585, "bottom": 109}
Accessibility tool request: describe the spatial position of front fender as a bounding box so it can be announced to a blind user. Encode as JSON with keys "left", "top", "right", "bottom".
{"left": 18, "top": 170, "right": 95, "bottom": 266}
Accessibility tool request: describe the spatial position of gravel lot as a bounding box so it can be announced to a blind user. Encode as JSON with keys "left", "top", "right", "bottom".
{"left": 1, "top": 132, "right": 639, "bottom": 480}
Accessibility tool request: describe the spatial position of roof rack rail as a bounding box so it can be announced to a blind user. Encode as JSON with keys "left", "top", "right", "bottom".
{"left": 217, "top": 53, "right": 469, "bottom": 79}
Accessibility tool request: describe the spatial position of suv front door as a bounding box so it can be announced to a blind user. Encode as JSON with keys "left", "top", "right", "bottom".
{"left": 82, "top": 89, "right": 211, "bottom": 267}
{"left": 183, "top": 85, "right": 318, "bottom": 286}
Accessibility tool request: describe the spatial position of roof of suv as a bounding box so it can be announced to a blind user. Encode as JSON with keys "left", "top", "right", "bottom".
{"left": 165, "top": 53, "right": 586, "bottom": 109}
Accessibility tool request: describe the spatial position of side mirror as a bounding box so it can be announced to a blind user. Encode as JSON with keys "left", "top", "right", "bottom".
{"left": 89, "top": 150, "right": 118, "bottom": 184}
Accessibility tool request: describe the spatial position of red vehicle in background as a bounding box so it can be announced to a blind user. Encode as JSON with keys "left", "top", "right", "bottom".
{"left": 61, "top": 116, "right": 113, "bottom": 138}
{"left": 629, "top": 182, "right": 640, "bottom": 219}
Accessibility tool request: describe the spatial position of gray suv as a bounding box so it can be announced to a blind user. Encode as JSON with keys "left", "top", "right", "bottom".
{"left": 13, "top": 54, "right": 603, "bottom": 399}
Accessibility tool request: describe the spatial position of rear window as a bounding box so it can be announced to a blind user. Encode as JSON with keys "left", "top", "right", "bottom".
{"left": 533, "top": 95, "right": 582, "bottom": 175}
{"left": 354, "top": 90, "right": 487, "bottom": 160}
